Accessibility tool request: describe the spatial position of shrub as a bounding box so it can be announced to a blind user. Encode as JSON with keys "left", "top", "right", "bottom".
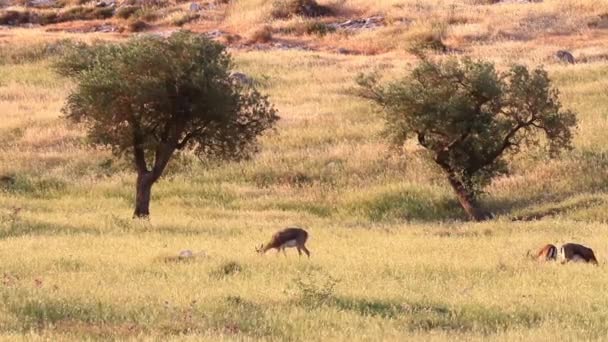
{"left": 170, "top": 12, "right": 200, "bottom": 26}
{"left": 288, "top": 268, "right": 339, "bottom": 308}
{"left": 271, "top": 0, "right": 332, "bottom": 19}
{"left": 57, "top": 6, "right": 115, "bottom": 22}
{"left": 134, "top": 7, "right": 159, "bottom": 22}
{"left": 127, "top": 19, "right": 148, "bottom": 31}
{"left": 115, "top": 5, "right": 141, "bottom": 19}
{"left": 247, "top": 25, "right": 273, "bottom": 44}
{"left": 406, "top": 21, "right": 448, "bottom": 53}
{"left": 0, "top": 10, "right": 34, "bottom": 25}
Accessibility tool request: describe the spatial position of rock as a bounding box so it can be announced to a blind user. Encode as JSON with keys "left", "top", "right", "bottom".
{"left": 179, "top": 250, "right": 194, "bottom": 258}
{"left": 229, "top": 71, "right": 255, "bottom": 86}
{"left": 204, "top": 29, "right": 226, "bottom": 39}
{"left": 95, "top": 0, "right": 115, "bottom": 7}
{"left": 555, "top": 50, "right": 575, "bottom": 64}
{"left": 27, "top": 0, "right": 56, "bottom": 8}
{"left": 189, "top": 2, "right": 201, "bottom": 11}
{"left": 328, "top": 16, "right": 384, "bottom": 31}
{"left": 95, "top": 23, "right": 118, "bottom": 32}
{"left": 337, "top": 48, "right": 350, "bottom": 54}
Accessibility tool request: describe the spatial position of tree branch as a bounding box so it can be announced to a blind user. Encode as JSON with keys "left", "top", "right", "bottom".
{"left": 176, "top": 127, "right": 206, "bottom": 149}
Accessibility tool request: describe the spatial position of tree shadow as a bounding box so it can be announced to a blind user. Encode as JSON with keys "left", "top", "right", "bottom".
{"left": 328, "top": 296, "right": 543, "bottom": 334}
{"left": 484, "top": 150, "right": 608, "bottom": 221}
{"left": 0, "top": 219, "right": 103, "bottom": 239}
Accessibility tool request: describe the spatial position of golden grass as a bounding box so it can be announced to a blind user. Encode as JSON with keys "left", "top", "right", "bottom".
{"left": 0, "top": 0, "right": 607, "bottom": 338}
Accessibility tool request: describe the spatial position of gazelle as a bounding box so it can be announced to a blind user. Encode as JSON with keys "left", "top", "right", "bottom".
{"left": 558, "top": 243, "right": 598, "bottom": 265}
{"left": 256, "top": 227, "right": 310, "bottom": 258}
{"left": 536, "top": 244, "right": 558, "bottom": 262}
{"left": 534, "top": 243, "right": 598, "bottom": 265}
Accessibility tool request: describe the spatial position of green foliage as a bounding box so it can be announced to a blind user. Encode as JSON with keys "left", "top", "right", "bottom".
{"left": 56, "top": 31, "right": 278, "bottom": 168}
{"left": 358, "top": 57, "right": 577, "bottom": 198}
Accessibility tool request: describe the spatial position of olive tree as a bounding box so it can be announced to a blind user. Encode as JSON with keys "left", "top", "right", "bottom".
{"left": 56, "top": 32, "right": 279, "bottom": 218}
{"left": 358, "top": 57, "right": 577, "bottom": 221}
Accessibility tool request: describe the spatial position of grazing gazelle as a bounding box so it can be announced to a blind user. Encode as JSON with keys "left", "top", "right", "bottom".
{"left": 558, "top": 243, "right": 598, "bottom": 265}
{"left": 256, "top": 227, "right": 310, "bottom": 257}
{"left": 535, "top": 243, "right": 598, "bottom": 265}
{"left": 536, "top": 244, "right": 558, "bottom": 262}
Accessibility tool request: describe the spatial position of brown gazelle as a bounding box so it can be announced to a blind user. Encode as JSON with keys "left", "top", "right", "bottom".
{"left": 534, "top": 243, "right": 598, "bottom": 265}
{"left": 536, "top": 244, "right": 558, "bottom": 262}
{"left": 558, "top": 243, "right": 598, "bottom": 265}
{"left": 256, "top": 227, "right": 310, "bottom": 257}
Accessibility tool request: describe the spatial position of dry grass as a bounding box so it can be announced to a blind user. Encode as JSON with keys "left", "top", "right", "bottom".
{"left": 0, "top": 0, "right": 607, "bottom": 339}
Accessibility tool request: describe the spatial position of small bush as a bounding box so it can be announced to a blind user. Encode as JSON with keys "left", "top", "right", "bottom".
{"left": 0, "top": 10, "right": 35, "bottom": 25}
{"left": 38, "top": 11, "right": 59, "bottom": 24}
{"left": 170, "top": 12, "right": 200, "bottom": 26}
{"left": 134, "top": 7, "right": 159, "bottom": 22}
{"left": 283, "top": 20, "right": 336, "bottom": 36}
{"left": 288, "top": 268, "right": 339, "bottom": 308}
{"left": 271, "top": 0, "right": 332, "bottom": 19}
{"left": 247, "top": 25, "right": 273, "bottom": 44}
{"left": 210, "top": 261, "right": 243, "bottom": 278}
{"left": 588, "top": 13, "right": 608, "bottom": 29}
{"left": 127, "top": 19, "right": 148, "bottom": 32}
{"left": 56, "top": 0, "right": 90, "bottom": 6}
{"left": 303, "top": 21, "right": 334, "bottom": 35}
{"left": 57, "top": 6, "right": 115, "bottom": 22}
{"left": 406, "top": 21, "right": 448, "bottom": 53}
{"left": 115, "top": 5, "right": 141, "bottom": 19}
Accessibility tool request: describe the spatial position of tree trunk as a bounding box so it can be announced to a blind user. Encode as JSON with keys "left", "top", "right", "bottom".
{"left": 445, "top": 172, "right": 491, "bottom": 222}
{"left": 133, "top": 172, "right": 154, "bottom": 219}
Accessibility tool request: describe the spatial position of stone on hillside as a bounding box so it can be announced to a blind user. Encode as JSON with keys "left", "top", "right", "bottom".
{"left": 179, "top": 250, "right": 194, "bottom": 258}
{"left": 27, "top": 0, "right": 56, "bottom": 8}
{"left": 189, "top": 2, "right": 201, "bottom": 11}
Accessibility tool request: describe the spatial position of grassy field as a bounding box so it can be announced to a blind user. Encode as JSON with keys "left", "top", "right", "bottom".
{"left": 0, "top": 0, "right": 608, "bottom": 339}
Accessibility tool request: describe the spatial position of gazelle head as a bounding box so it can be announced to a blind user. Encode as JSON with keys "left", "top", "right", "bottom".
{"left": 255, "top": 243, "right": 266, "bottom": 254}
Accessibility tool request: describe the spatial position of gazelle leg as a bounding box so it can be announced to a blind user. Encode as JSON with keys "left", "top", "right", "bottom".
{"left": 297, "top": 247, "right": 302, "bottom": 257}
{"left": 302, "top": 246, "right": 310, "bottom": 258}
{"left": 282, "top": 247, "right": 287, "bottom": 257}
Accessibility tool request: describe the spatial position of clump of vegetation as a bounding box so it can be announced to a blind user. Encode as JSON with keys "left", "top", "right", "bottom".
{"left": 170, "top": 12, "right": 200, "bottom": 26}
{"left": 288, "top": 268, "right": 339, "bottom": 308}
{"left": 406, "top": 21, "right": 448, "bottom": 53}
{"left": 55, "top": 32, "right": 279, "bottom": 218}
{"left": 0, "top": 10, "right": 36, "bottom": 25}
{"left": 133, "top": 7, "right": 159, "bottom": 22}
{"left": 283, "top": 20, "right": 335, "bottom": 36}
{"left": 247, "top": 25, "right": 273, "bottom": 44}
{"left": 210, "top": 261, "right": 243, "bottom": 278}
{"left": 127, "top": 19, "right": 148, "bottom": 32}
{"left": 358, "top": 57, "right": 577, "bottom": 221}
{"left": 57, "top": 6, "right": 115, "bottom": 22}
{"left": 0, "top": 7, "right": 114, "bottom": 26}
{"left": 115, "top": 6, "right": 141, "bottom": 19}
{"left": 271, "top": 0, "right": 333, "bottom": 19}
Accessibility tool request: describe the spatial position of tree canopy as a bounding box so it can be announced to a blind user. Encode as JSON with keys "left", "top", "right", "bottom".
{"left": 57, "top": 31, "right": 279, "bottom": 217}
{"left": 358, "top": 57, "right": 577, "bottom": 220}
